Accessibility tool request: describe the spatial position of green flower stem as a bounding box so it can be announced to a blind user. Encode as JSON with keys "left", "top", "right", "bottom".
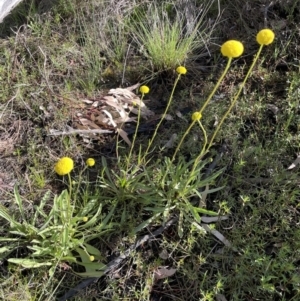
{"left": 127, "top": 94, "right": 144, "bottom": 171}
{"left": 197, "top": 120, "right": 208, "bottom": 158}
{"left": 171, "top": 119, "right": 196, "bottom": 162}
{"left": 172, "top": 58, "right": 232, "bottom": 161}
{"left": 67, "top": 173, "right": 73, "bottom": 219}
{"left": 199, "top": 58, "right": 232, "bottom": 115}
{"left": 68, "top": 173, "right": 72, "bottom": 200}
{"left": 142, "top": 74, "right": 182, "bottom": 163}
{"left": 206, "top": 45, "right": 264, "bottom": 151}
{"left": 185, "top": 120, "right": 208, "bottom": 189}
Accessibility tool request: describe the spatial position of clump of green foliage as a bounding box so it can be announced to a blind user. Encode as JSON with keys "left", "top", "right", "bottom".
{"left": 1, "top": 0, "right": 300, "bottom": 300}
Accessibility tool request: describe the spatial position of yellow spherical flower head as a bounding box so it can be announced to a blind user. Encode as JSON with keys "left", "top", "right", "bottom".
{"left": 176, "top": 66, "right": 187, "bottom": 75}
{"left": 256, "top": 29, "right": 275, "bottom": 45}
{"left": 82, "top": 216, "right": 88, "bottom": 222}
{"left": 54, "top": 157, "right": 74, "bottom": 176}
{"left": 192, "top": 112, "right": 202, "bottom": 121}
{"left": 139, "top": 85, "right": 150, "bottom": 94}
{"left": 221, "top": 40, "right": 244, "bottom": 58}
{"left": 89, "top": 256, "right": 95, "bottom": 262}
{"left": 86, "top": 158, "right": 95, "bottom": 167}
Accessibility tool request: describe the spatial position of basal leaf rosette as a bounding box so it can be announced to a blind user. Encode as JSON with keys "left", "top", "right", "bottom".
{"left": 221, "top": 40, "right": 244, "bottom": 58}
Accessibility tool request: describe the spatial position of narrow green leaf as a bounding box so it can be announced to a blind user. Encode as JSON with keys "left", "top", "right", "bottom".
{"left": 14, "top": 186, "right": 25, "bottom": 221}
{"left": 81, "top": 203, "right": 102, "bottom": 229}
{"left": 80, "top": 198, "right": 98, "bottom": 216}
{"left": 0, "top": 237, "right": 21, "bottom": 242}
{"left": 74, "top": 270, "right": 105, "bottom": 278}
{"left": 178, "top": 211, "right": 184, "bottom": 238}
{"left": 8, "top": 258, "right": 52, "bottom": 268}
{"left": 193, "top": 207, "right": 218, "bottom": 216}
{"left": 186, "top": 202, "right": 201, "bottom": 223}
{"left": 33, "top": 190, "right": 51, "bottom": 225}
{"left": 83, "top": 243, "right": 101, "bottom": 256}
{"left": 76, "top": 261, "right": 106, "bottom": 271}
{"left": 0, "top": 246, "right": 13, "bottom": 253}
{"left": 101, "top": 157, "right": 114, "bottom": 184}
{"left": 9, "top": 230, "right": 28, "bottom": 236}
{"left": 97, "top": 204, "right": 116, "bottom": 232}
{"left": 134, "top": 212, "right": 161, "bottom": 234}
{"left": 38, "top": 225, "right": 64, "bottom": 236}
{"left": 0, "top": 205, "right": 22, "bottom": 228}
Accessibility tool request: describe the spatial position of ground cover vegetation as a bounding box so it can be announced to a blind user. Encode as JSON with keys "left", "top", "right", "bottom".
{"left": 0, "top": 0, "right": 300, "bottom": 300}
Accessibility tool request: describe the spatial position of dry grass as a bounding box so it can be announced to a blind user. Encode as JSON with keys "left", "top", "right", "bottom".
{"left": 1, "top": 0, "right": 300, "bottom": 300}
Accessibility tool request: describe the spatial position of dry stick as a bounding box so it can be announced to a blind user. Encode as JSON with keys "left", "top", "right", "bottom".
{"left": 57, "top": 218, "right": 177, "bottom": 301}
{"left": 48, "top": 129, "right": 113, "bottom": 136}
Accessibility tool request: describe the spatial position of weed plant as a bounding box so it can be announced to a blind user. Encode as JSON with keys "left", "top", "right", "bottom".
{"left": 0, "top": 21, "right": 275, "bottom": 280}
{"left": 2, "top": 0, "right": 300, "bottom": 300}
{"left": 131, "top": 0, "right": 218, "bottom": 72}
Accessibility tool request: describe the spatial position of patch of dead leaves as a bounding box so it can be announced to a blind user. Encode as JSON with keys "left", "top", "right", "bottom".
{"left": 71, "top": 84, "right": 154, "bottom": 145}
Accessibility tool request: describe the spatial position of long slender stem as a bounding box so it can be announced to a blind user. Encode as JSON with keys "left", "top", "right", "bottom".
{"left": 172, "top": 58, "right": 232, "bottom": 161}
{"left": 206, "top": 45, "right": 264, "bottom": 151}
{"left": 184, "top": 120, "right": 208, "bottom": 190}
{"left": 142, "top": 74, "right": 181, "bottom": 163}
{"left": 171, "top": 120, "right": 196, "bottom": 162}
{"left": 199, "top": 58, "right": 232, "bottom": 115}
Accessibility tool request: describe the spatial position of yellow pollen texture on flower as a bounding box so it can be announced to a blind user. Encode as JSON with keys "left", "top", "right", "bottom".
{"left": 176, "top": 66, "right": 187, "bottom": 75}
{"left": 139, "top": 85, "right": 150, "bottom": 94}
{"left": 86, "top": 158, "right": 95, "bottom": 167}
{"left": 54, "top": 157, "right": 74, "bottom": 176}
{"left": 256, "top": 29, "right": 275, "bottom": 45}
{"left": 221, "top": 40, "right": 244, "bottom": 58}
{"left": 192, "top": 112, "right": 202, "bottom": 121}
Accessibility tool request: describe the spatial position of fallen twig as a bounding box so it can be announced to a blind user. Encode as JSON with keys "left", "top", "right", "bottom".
{"left": 48, "top": 129, "right": 113, "bottom": 136}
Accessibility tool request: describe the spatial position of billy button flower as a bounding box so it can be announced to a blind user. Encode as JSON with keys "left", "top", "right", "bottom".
{"left": 176, "top": 66, "right": 187, "bottom": 75}
{"left": 172, "top": 40, "right": 244, "bottom": 161}
{"left": 139, "top": 85, "right": 150, "bottom": 94}
{"left": 86, "top": 158, "right": 95, "bottom": 167}
{"left": 89, "top": 256, "right": 95, "bottom": 262}
{"left": 221, "top": 40, "right": 244, "bottom": 58}
{"left": 256, "top": 29, "right": 275, "bottom": 45}
{"left": 54, "top": 157, "right": 74, "bottom": 176}
{"left": 192, "top": 112, "right": 202, "bottom": 121}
